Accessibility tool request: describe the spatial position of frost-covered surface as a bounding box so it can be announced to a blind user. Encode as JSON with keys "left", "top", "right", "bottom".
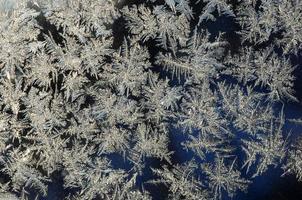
{"left": 0, "top": 0, "right": 301, "bottom": 199}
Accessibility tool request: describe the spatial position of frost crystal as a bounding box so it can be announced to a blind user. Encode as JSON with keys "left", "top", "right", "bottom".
{"left": 0, "top": 0, "right": 301, "bottom": 199}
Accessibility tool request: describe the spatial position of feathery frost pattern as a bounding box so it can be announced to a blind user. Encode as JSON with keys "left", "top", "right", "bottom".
{"left": 0, "top": 0, "right": 301, "bottom": 199}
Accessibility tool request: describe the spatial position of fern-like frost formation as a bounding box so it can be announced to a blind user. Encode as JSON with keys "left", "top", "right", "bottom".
{"left": 0, "top": 0, "right": 301, "bottom": 199}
